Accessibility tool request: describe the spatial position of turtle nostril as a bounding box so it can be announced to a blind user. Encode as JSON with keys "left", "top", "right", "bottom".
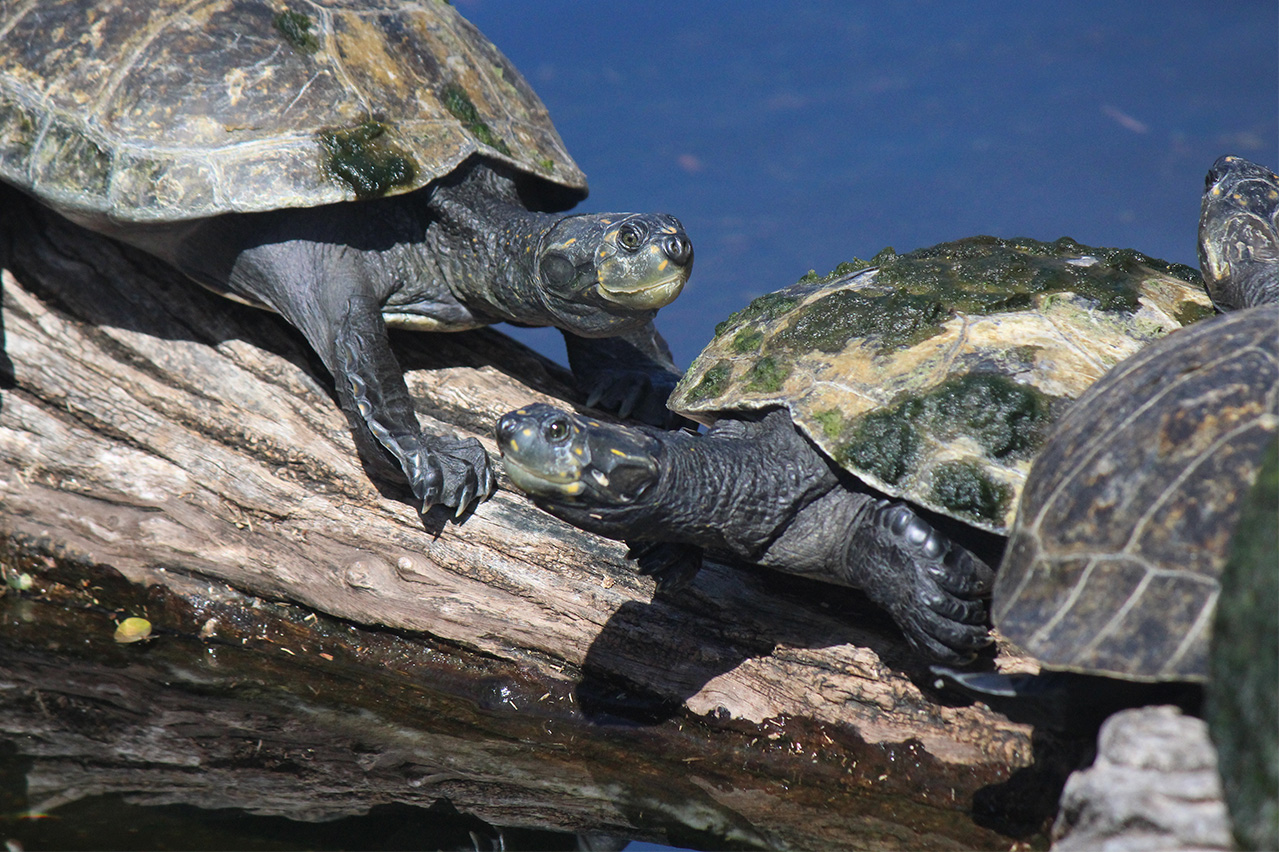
{"left": 496, "top": 415, "right": 517, "bottom": 442}
{"left": 663, "top": 235, "right": 693, "bottom": 267}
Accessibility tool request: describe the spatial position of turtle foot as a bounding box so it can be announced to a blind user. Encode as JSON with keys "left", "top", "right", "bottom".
{"left": 405, "top": 435, "right": 497, "bottom": 515}
{"left": 583, "top": 368, "right": 682, "bottom": 428}
{"left": 856, "top": 502, "right": 995, "bottom": 664}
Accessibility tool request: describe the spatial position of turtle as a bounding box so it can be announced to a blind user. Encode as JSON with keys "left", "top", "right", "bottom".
{"left": 496, "top": 233, "right": 1213, "bottom": 662}
{"left": 990, "top": 155, "right": 1278, "bottom": 682}
{"left": 960, "top": 155, "right": 1278, "bottom": 850}
{"left": 0, "top": 0, "right": 694, "bottom": 514}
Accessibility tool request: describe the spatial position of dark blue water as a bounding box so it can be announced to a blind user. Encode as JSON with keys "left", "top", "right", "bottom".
{"left": 459, "top": 0, "right": 1278, "bottom": 368}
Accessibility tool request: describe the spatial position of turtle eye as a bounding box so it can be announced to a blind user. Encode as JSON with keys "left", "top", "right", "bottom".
{"left": 617, "top": 222, "right": 645, "bottom": 252}
{"left": 544, "top": 417, "right": 572, "bottom": 443}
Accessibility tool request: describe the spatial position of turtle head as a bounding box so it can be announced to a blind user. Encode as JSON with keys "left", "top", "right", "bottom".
{"left": 536, "top": 213, "right": 693, "bottom": 334}
{"left": 496, "top": 403, "right": 661, "bottom": 507}
{"left": 1198, "top": 155, "right": 1279, "bottom": 310}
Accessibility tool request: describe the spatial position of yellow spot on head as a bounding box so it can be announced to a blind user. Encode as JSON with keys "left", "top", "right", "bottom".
{"left": 563, "top": 237, "right": 576, "bottom": 246}
{"left": 565, "top": 481, "right": 583, "bottom": 495}
{"left": 657, "top": 259, "right": 669, "bottom": 272}
{"left": 521, "top": 428, "right": 533, "bottom": 437}
{"left": 509, "top": 439, "right": 520, "bottom": 452}
{"left": 573, "top": 447, "right": 584, "bottom": 455}
{"left": 610, "top": 448, "right": 628, "bottom": 457}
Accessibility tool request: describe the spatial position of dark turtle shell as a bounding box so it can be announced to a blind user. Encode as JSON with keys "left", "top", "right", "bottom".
{"left": 995, "top": 305, "right": 1278, "bottom": 681}
{"left": 0, "top": 0, "right": 586, "bottom": 225}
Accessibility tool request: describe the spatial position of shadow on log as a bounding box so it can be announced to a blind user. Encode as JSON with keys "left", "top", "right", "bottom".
{"left": 0, "top": 186, "right": 1062, "bottom": 848}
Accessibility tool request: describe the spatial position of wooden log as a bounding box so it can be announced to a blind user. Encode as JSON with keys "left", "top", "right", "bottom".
{"left": 0, "top": 187, "right": 1051, "bottom": 848}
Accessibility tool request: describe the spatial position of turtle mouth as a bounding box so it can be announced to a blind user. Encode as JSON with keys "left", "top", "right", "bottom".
{"left": 596, "top": 269, "right": 688, "bottom": 310}
{"left": 500, "top": 455, "right": 588, "bottom": 500}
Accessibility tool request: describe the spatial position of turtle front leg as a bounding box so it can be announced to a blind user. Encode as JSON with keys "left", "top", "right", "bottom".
{"left": 335, "top": 294, "right": 495, "bottom": 513}
{"left": 563, "top": 323, "right": 687, "bottom": 428}
{"left": 840, "top": 499, "right": 994, "bottom": 663}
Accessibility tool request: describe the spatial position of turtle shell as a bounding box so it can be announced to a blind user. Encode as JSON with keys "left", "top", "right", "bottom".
{"left": 0, "top": 0, "right": 586, "bottom": 225}
{"left": 668, "top": 235, "right": 1214, "bottom": 533}
{"left": 995, "top": 305, "right": 1278, "bottom": 681}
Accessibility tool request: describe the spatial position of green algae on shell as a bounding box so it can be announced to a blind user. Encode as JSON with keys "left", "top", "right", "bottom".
{"left": 670, "top": 235, "right": 1214, "bottom": 533}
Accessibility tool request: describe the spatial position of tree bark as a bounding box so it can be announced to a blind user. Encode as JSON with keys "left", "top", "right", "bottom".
{"left": 0, "top": 188, "right": 1051, "bottom": 848}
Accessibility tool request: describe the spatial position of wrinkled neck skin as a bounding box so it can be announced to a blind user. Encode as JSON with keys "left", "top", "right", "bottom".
{"left": 416, "top": 163, "right": 561, "bottom": 324}
{"left": 539, "top": 410, "right": 855, "bottom": 573}
{"left": 420, "top": 162, "right": 656, "bottom": 336}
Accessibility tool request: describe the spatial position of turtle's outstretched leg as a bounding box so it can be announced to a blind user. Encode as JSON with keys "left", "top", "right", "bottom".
{"left": 334, "top": 294, "right": 494, "bottom": 512}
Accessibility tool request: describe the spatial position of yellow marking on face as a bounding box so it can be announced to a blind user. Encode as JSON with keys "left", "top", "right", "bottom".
{"left": 564, "top": 481, "right": 584, "bottom": 495}
{"left": 563, "top": 237, "right": 577, "bottom": 246}
{"left": 515, "top": 408, "right": 528, "bottom": 415}
{"left": 1212, "top": 187, "right": 1222, "bottom": 195}
{"left": 587, "top": 420, "right": 601, "bottom": 427}
{"left": 573, "top": 447, "right": 584, "bottom": 456}
{"left": 610, "top": 448, "right": 628, "bottom": 457}
{"left": 521, "top": 428, "right": 533, "bottom": 437}
{"left": 509, "top": 439, "right": 520, "bottom": 452}
{"left": 604, "top": 230, "right": 619, "bottom": 242}
{"left": 1232, "top": 193, "right": 1242, "bottom": 201}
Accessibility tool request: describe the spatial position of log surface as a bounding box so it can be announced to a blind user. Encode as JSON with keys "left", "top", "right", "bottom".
{"left": 0, "top": 189, "right": 1047, "bottom": 848}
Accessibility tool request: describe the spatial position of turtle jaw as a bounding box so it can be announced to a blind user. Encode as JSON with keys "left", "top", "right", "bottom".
{"left": 591, "top": 213, "right": 693, "bottom": 311}
{"left": 501, "top": 453, "right": 590, "bottom": 501}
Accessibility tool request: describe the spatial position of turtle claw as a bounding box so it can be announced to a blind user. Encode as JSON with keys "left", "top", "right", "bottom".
{"left": 581, "top": 370, "right": 678, "bottom": 428}
{"left": 403, "top": 435, "right": 495, "bottom": 514}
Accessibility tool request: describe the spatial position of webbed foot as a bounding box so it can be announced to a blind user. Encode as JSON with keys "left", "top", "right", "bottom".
{"left": 853, "top": 502, "right": 994, "bottom": 664}
{"left": 582, "top": 369, "right": 682, "bottom": 428}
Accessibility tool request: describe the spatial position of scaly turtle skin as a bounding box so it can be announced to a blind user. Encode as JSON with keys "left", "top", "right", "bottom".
{"left": 495, "top": 236, "right": 1210, "bottom": 662}
{"left": 993, "top": 156, "right": 1279, "bottom": 682}
{"left": 0, "top": 0, "right": 693, "bottom": 512}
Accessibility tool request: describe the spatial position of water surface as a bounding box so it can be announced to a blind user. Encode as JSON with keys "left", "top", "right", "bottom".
{"left": 459, "top": 0, "right": 1278, "bottom": 367}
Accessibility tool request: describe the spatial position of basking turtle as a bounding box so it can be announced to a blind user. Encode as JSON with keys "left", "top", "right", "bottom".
{"left": 0, "top": 1, "right": 693, "bottom": 513}
{"left": 496, "top": 235, "right": 1211, "bottom": 661}
{"left": 1198, "top": 155, "right": 1279, "bottom": 310}
{"left": 993, "top": 155, "right": 1278, "bottom": 682}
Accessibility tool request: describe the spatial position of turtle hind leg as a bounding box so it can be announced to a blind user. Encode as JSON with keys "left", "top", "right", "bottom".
{"left": 335, "top": 294, "right": 494, "bottom": 513}
{"left": 841, "top": 499, "right": 995, "bottom": 663}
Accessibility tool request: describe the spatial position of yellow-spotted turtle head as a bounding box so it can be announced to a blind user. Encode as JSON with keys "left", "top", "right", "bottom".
{"left": 1199, "top": 155, "right": 1278, "bottom": 310}
{"left": 496, "top": 403, "right": 661, "bottom": 505}
{"left": 536, "top": 213, "right": 693, "bottom": 335}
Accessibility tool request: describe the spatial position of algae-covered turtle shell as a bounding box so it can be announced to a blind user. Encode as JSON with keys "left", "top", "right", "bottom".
{"left": 0, "top": 0, "right": 585, "bottom": 224}
{"left": 669, "top": 235, "right": 1213, "bottom": 533}
{"left": 994, "top": 305, "right": 1278, "bottom": 681}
